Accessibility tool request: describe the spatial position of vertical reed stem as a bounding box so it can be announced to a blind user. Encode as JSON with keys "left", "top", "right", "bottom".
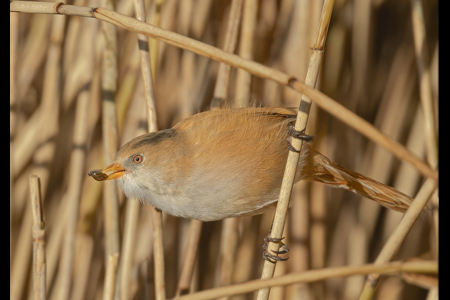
{"left": 30, "top": 175, "right": 46, "bottom": 300}
{"left": 257, "top": 1, "right": 334, "bottom": 299}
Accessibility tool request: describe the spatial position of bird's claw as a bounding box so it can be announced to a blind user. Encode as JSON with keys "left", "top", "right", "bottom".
{"left": 286, "top": 122, "right": 314, "bottom": 152}
{"left": 262, "top": 235, "right": 290, "bottom": 263}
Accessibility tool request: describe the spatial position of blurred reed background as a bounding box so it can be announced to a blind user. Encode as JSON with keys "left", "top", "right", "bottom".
{"left": 10, "top": 0, "right": 438, "bottom": 299}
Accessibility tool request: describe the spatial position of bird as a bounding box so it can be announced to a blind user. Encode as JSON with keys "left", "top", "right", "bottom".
{"left": 88, "top": 107, "right": 414, "bottom": 222}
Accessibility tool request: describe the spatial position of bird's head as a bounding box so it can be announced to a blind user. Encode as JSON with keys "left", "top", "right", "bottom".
{"left": 88, "top": 129, "right": 176, "bottom": 182}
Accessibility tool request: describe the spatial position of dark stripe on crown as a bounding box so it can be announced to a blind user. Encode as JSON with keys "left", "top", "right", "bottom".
{"left": 130, "top": 129, "right": 177, "bottom": 149}
{"left": 255, "top": 112, "right": 296, "bottom": 119}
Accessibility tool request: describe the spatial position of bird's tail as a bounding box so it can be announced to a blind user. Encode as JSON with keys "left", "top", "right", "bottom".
{"left": 307, "top": 146, "right": 413, "bottom": 213}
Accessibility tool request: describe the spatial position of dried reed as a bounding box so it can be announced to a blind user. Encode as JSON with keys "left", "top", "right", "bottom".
{"left": 10, "top": 1, "right": 438, "bottom": 299}
{"left": 29, "top": 175, "right": 46, "bottom": 300}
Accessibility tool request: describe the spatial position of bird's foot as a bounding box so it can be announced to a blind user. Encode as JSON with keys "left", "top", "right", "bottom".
{"left": 286, "top": 122, "right": 314, "bottom": 153}
{"left": 262, "top": 234, "right": 290, "bottom": 263}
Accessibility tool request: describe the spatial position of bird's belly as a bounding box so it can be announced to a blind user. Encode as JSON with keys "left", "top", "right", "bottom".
{"left": 125, "top": 180, "right": 279, "bottom": 221}
{"left": 117, "top": 161, "right": 283, "bottom": 221}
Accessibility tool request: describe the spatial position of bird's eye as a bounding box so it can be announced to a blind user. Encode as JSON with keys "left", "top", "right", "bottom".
{"left": 133, "top": 155, "right": 143, "bottom": 164}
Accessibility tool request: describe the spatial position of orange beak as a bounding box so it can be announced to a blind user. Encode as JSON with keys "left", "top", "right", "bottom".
{"left": 88, "top": 162, "right": 125, "bottom": 181}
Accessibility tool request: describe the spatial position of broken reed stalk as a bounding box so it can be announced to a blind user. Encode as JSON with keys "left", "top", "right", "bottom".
{"left": 30, "top": 175, "right": 46, "bottom": 300}
{"left": 257, "top": 1, "right": 334, "bottom": 299}
{"left": 358, "top": 177, "right": 438, "bottom": 300}
{"left": 9, "top": 1, "right": 437, "bottom": 181}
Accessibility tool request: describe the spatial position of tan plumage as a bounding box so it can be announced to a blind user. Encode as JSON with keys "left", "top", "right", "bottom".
{"left": 89, "top": 107, "right": 413, "bottom": 221}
